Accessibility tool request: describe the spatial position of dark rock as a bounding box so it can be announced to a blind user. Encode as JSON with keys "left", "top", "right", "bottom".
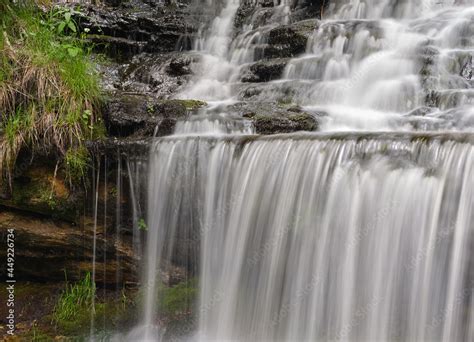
{"left": 167, "top": 54, "right": 199, "bottom": 76}
{"left": 225, "top": 101, "right": 319, "bottom": 134}
{"left": 0, "top": 162, "right": 81, "bottom": 223}
{"left": 87, "top": 35, "right": 147, "bottom": 61}
{"left": 104, "top": 94, "right": 206, "bottom": 137}
{"left": 254, "top": 112, "right": 318, "bottom": 134}
{"left": 75, "top": 3, "right": 198, "bottom": 60}
{"left": 241, "top": 58, "right": 290, "bottom": 82}
{"left": 264, "top": 20, "right": 318, "bottom": 58}
{"left": 0, "top": 210, "right": 137, "bottom": 285}
{"left": 102, "top": 52, "right": 198, "bottom": 97}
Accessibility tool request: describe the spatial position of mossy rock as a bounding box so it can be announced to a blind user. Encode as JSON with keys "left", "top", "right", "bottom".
{"left": 254, "top": 112, "right": 318, "bottom": 134}
{"left": 104, "top": 94, "right": 207, "bottom": 137}
{"left": 158, "top": 278, "right": 198, "bottom": 316}
{"left": 165, "top": 99, "right": 208, "bottom": 111}
{"left": 1, "top": 163, "right": 80, "bottom": 222}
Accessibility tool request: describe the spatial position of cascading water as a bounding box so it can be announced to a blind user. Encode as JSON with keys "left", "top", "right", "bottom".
{"left": 178, "top": 0, "right": 472, "bottom": 131}
{"left": 144, "top": 134, "right": 474, "bottom": 341}
{"left": 138, "top": 0, "right": 474, "bottom": 341}
{"left": 279, "top": 0, "right": 474, "bottom": 131}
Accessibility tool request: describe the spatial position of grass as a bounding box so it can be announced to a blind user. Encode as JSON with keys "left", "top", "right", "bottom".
{"left": 64, "top": 146, "right": 90, "bottom": 184}
{"left": 52, "top": 273, "right": 139, "bottom": 337}
{"left": 53, "top": 272, "right": 96, "bottom": 323}
{"left": 0, "top": 1, "right": 102, "bottom": 187}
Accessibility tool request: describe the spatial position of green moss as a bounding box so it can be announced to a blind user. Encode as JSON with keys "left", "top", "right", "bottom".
{"left": 170, "top": 99, "right": 208, "bottom": 110}
{"left": 158, "top": 278, "right": 198, "bottom": 316}
{"left": 138, "top": 218, "right": 148, "bottom": 231}
{"left": 277, "top": 96, "right": 294, "bottom": 106}
{"left": 3, "top": 163, "right": 79, "bottom": 220}
{"left": 288, "top": 113, "right": 310, "bottom": 122}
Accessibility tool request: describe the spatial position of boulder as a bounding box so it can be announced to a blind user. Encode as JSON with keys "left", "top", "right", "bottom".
{"left": 104, "top": 94, "right": 206, "bottom": 137}
{"left": 264, "top": 20, "right": 318, "bottom": 58}
{"left": 252, "top": 112, "right": 318, "bottom": 134}
{"left": 241, "top": 58, "right": 290, "bottom": 82}
{"left": 226, "top": 101, "right": 320, "bottom": 134}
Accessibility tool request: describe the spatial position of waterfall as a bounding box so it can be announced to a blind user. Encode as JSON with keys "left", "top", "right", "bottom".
{"left": 137, "top": 0, "right": 474, "bottom": 341}
{"left": 144, "top": 134, "right": 474, "bottom": 341}
{"left": 177, "top": 0, "right": 472, "bottom": 131}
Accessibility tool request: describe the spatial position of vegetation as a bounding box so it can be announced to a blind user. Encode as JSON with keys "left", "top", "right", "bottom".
{"left": 158, "top": 278, "right": 198, "bottom": 316}
{"left": 0, "top": 0, "right": 102, "bottom": 187}
{"left": 64, "top": 145, "right": 90, "bottom": 183}
{"left": 53, "top": 272, "right": 96, "bottom": 323}
{"left": 138, "top": 217, "right": 148, "bottom": 231}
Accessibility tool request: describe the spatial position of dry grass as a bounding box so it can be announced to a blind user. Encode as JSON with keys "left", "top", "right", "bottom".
{"left": 0, "top": 2, "right": 101, "bottom": 187}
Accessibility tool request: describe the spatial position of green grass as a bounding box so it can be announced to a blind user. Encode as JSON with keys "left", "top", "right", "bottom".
{"left": 53, "top": 272, "right": 96, "bottom": 323}
{"left": 0, "top": 1, "right": 102, "bottom": 186}
{"left": 64, "top": 146, "right": 90, "bottom": 184}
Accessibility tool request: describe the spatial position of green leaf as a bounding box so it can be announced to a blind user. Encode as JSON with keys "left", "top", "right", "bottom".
{"left": 67, "top": 21, "right": 77, "bottom": 33}
{"left": 57, "top": 22, "right": 66, "bottom": 34}
{"left": 65, "top": 12, "right": 71, "bottom": 22}
{"left": 138, "top": 219, "right": 148, "bottom": 231}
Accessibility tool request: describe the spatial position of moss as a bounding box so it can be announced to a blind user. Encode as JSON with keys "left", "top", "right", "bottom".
{"left": 1, "top": 162, "right": 80, "bottom": 221}
{"left": 277, "top": 96, "right": 294, "bottom": 106}
{"left": 169, "top": 99, "right": 208, "bottom": 110}
{"left": 158, "top": 278, "right": 198, "bottom": 316}
{"left": 253, "top": 113, "right": 317, "bottom": 134}
{"left": 288, "top": 113, "right": 317, "bottom": 131}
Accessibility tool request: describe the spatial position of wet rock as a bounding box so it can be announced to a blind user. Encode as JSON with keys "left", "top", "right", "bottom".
{"left": 87, "top": 35, "right": 147, "bottom": 61}
{"left": 234, "top": 0, "right": 323, "bottom": 34}
{"left": 167, "top": 54, "right": 198, "bottom": 76}
{"left": 104, "top": 94, "right": 206, "bottom": 137}
{"left": 226, "top": 101, "right": 319, "bottom": 134}
{"left": 0, "top": 210, "right": 137, "bottom": 284}
{"left": 460, "top": 55, "right": 472, "bottom": 81}
{"left": 0, "top": 162, "right": 81, "bottom": 222}
{"left": 264, "top": 20, "right": 318, "bottom": 58}
{"left": 102, "top": 52, "right": 198, "bottom": 97}
{"left": 254, "top": 112, "right": 318, "bottom": 134}
{"left": 241, "top": 58, "right": 290, "bottom": 82}
{"left": 405, "top": 106, "right": 436, "bottom": 117}
{"left": 75, "top": 3, "right": 198, "bottom": 60}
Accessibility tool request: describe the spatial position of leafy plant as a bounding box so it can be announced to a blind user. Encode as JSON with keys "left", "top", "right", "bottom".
{"left": 138, "top": 218, "right": 148, "bottom": 231}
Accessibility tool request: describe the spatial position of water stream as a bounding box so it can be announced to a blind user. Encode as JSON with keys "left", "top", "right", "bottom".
{"left": 137, "top": 0, "right": 474, "bottom": 341}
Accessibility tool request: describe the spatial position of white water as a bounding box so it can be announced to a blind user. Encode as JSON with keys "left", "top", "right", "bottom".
{"left": 136, "top": 0, "right": 474, "bottom": 341}
{"left": 142, "top": 134, "right": 474, "bottom": 341}
{"left": 178, "top": 0, "right": 473, "bottom": 131}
